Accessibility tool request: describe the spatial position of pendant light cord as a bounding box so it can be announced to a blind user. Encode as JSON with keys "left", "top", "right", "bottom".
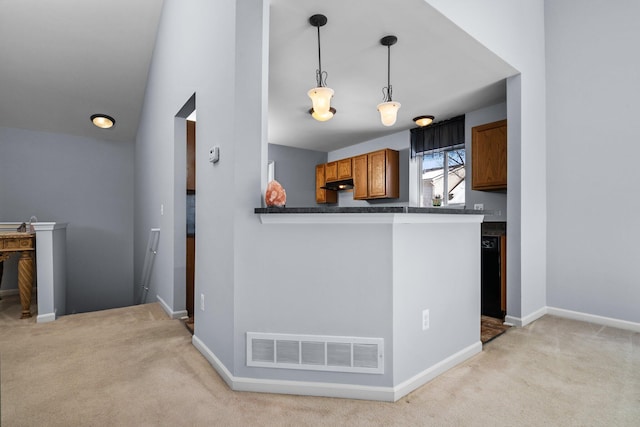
{"left": 315, "top": 24, "right": 328, "bottom": 87}
{"left": 383, "top": 44, "right": 393, "bottom": 102}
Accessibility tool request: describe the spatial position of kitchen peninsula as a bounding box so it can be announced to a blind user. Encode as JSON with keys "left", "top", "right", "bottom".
{"left": 249, "top": 206, "right": 484, "bottom": 401}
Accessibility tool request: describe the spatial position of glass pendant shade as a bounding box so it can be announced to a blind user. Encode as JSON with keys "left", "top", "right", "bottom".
{"left": 311, "top": 107, "right": 335, "bottom": 122}
{"left": 308, "top": 86, "right": 334, "bottom": 117}
{"left": 377, "top": 101, "right": 401, "bottom": 127}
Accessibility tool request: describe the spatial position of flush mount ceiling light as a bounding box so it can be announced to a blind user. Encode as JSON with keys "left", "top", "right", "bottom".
{"left": 307, "top": 14, "right": 335, "bottom": 122}
{"left": 413, "top": 115, "right": 435, "bottom": 127}
{"left": 377, "top": 35, "right": 401, "bottom": 127}
{"left": 90, "top": 114, "right": 115, "bottom": 129}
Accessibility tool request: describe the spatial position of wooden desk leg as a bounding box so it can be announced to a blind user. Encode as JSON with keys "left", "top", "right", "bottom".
{"left": 18, "top": 251, "right": 34, "bottom": 319}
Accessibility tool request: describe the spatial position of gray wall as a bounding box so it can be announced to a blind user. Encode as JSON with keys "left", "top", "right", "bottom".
{"left": 0, "top": 126, "right": 134, "bottom": 313}
{"left": 545, "top": 0, "right": 640, "bottom": 322}
{"left": 267, "top": 144, "right": 327, "bottom": 207}
{"left": 135, "top": 0, "right": 266, "bottom": 371}
{"left": 465, "top": 102, "right": 508, "bottom": 222}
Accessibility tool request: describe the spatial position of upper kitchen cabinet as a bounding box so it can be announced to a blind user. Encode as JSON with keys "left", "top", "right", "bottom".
{"left": 354, "top": 149, "right": 399, "bottom": 200}
{"left": 325, "top": 158, "right": 353, "bottom": 183}
{"left": 337, "top": 158, "right": 353, "bottom": 180}
{"left": 315, "top": 164, "right": 337, "bottom": 204}
{"left": 472, "top": 120, "right": 507, "bottom": 191}
{"left": 353, "top": 154, "right": 368, "bottom": 200}
{"left": 325, "top": 161, "right": 338, "bottom": 182}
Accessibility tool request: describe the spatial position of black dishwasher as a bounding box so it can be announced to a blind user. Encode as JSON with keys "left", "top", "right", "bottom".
{"left": 481, "top": 236, "right": 502, "bottom": 318}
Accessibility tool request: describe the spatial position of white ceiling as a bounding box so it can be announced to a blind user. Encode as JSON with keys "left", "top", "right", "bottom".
{"left": 269, "top": 0, "right": 518, "bottom": 152}
{"left": 0, "top": 0, "right": 163, "bottom": 142}
{"left": 0, "top": 0, "right": 517, "bottom": 152}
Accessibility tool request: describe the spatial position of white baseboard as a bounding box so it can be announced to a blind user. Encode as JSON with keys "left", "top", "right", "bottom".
{"left": 0, "top": 288, "right": 19, "bottom": 297}
{"left": 37, "top": 311, "right": 56, "bottom": 323}
{"left": 392, "top": 341, "right": 482, "bottom": 401}
{"left": 192, "top": 334, "right": 481, "bottom": 402}
{"left": 547, "top": 306, "right": 640, "bottom": 333}
{"left": 505, "top": 305, "right": 547, "bottom": 327}
{"left": 156, "top": 294, "right": 188, "bottom": 319}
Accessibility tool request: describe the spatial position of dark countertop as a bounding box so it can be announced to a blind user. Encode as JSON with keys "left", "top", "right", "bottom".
{"left": 255, "top": 206, "right": 487, "bottom": 215}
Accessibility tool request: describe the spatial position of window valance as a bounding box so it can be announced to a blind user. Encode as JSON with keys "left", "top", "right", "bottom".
{"left": 410, "top": 115, "right": 465, "bottom": 158}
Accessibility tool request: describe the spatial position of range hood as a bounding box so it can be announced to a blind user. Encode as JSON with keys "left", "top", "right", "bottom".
{"left": 321, "top": 179, "right": 354, "bottom": 191}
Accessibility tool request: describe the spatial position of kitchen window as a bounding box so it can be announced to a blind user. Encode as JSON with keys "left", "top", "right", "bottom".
{"left": 418, "top": 147, "right": 466, "bottom": 207}
{"left": 410, "top": 115, "right": 466, "bottom": 207}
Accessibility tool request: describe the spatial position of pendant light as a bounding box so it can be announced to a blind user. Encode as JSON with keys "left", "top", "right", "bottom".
{"left": 377, "top": 35, "right": 400, "bottom": 126}
{"left": 308, "top": 14, "right": 335, "bottom": 122}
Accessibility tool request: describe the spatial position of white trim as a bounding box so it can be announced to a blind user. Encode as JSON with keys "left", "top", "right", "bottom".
{"left": 37, "top": 311, "right": 56, "bottom": 323}
{"left": 32, "top": 222, "right": 68, "bottom": 231}
{"left": 156, "top": 294, "right": 188, "bottom": 319}
{"left": 547, "top": 306, "right": 640, "bottom": 333}
{"left": 259, "top": 213, "right": 483, "bottom": 225}
{"left": 391, "top": 341, "right": 482, "bottom": 401}
{"left": 505, "top": 306, "right": 547, "bottom": 327}
{"left": 192, "top": 334, "right": 235, "bottom": 386}
{"left": 192, "top": 335, "right": 481, "bottom": 402}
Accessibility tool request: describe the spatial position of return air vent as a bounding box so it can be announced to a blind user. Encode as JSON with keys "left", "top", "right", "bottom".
{"left": 247, "top": 332, "right": 384, "bottom": 374}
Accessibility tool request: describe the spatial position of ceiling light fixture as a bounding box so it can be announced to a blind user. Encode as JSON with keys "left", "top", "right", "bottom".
{"left": 413, "top": 115, "right": 435, "bottom": 127}
{"left": 90, "top": 114, "right": 115, "bottom": 129}
{"left": 307, "top": 14, "right": 335, "bottom": 122}
{"left": 377, "top": 35, "right": 401, "bottom": 127}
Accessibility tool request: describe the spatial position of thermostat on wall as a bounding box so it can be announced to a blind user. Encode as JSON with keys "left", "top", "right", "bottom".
{"left": 209, "top": 146, "right": 220, "bottom": 163}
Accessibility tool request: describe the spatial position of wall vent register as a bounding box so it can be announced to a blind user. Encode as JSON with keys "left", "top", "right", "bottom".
{"left": 246, "top": 332, "right": 384, "bottom": 374}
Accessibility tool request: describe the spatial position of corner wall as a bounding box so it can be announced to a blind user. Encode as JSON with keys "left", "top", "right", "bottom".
{"left": 426, "top": 0, "right": 547, "bottom": 322}
{"left": 545, "top": 0, "right": 640, "bottom": 323}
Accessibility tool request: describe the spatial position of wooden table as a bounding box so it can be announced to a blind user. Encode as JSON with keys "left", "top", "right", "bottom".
{"left": 0, "top": 232, "right": 36, "bottom": 318}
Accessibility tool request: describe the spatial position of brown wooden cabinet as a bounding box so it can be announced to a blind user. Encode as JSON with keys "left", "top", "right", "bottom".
{"left": 353, "top": 149, "right": 399, "bottom": 200}
{"left": 337, "top": 158, "right": 353, "bottom": 180}
{"left": 472, "top": 119, "right": 507, "bottom": 191}
{"left": 315, "top": 164, "right": 337, "bottom": 204}
{"left": 325, "top": 161, "right": 338, "bottom": 182}
{"left": 353, "top": 154, "right": 369, "bottom": 200}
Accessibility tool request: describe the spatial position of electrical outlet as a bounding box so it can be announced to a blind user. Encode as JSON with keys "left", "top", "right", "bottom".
{"left": 473, "top": 203, "right": 484, "bottom": 210}
{"left": 200, "top": 293, "right": 205, "bottom": 311}
{"left": 422, "top": 309, "right": 430, "bottom": 330}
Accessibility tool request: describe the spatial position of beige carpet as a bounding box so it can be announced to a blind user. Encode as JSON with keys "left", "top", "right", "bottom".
{"left": 1, "top": 294, "right": 639, "bottom": 426}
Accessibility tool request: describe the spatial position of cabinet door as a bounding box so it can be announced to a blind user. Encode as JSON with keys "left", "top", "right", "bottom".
{"left": 367, "top": 150, "right": 388, "bottom": 198}
{"left": 353, "top": 155, "right": 368, "bottom": 199}
{"left": 472, "top": 120, "right": 507, "bottom": 190}
{"left": 315, "top": 164, "right": 337, "bottom": 204}
{"left": 325, "top": 161, "right": 338, "bottom": 182}
{"left": 337, "top": 158, "right": 353, "bottom": 180}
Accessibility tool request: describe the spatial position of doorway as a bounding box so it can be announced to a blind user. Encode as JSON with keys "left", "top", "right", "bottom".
{"left": 185, "top": 118, "right": 196, "bottom": 333}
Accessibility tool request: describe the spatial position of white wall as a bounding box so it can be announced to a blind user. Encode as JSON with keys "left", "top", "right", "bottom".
{"left": 0, "top": 126, "right": 134, "bottom": 313}
{"left": 545, "top": 0, "right": 640, "bottom": 323}
{"left": 465, "top": 102, "right": 508, "bottom": 222}
{"left": 427, "top": 0, "right": 547, "bottom": 323}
